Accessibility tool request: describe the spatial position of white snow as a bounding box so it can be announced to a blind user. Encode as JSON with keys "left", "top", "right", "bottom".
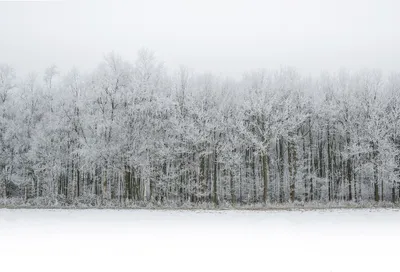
{"left": 1, "top": 209, "right": 399, "bottom": 272}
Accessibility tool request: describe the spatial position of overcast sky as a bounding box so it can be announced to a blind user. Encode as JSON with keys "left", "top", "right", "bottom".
{"left": 1, "top": 0, "right": 399, "bottom": 78}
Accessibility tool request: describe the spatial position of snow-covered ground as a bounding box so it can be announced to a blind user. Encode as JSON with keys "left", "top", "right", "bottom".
{"left": 1, "top": 209, "right": 399, "bottom": 272}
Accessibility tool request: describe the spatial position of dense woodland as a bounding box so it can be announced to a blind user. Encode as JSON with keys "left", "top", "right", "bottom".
{"left": 1, "top": 50, "right": 400, "bottom": 207}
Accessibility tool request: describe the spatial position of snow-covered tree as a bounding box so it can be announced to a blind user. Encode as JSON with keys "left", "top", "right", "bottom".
{"left": 1, "top": 52, "right": 400, "bottom": 207}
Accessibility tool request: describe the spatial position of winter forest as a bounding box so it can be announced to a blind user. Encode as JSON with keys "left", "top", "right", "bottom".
{"left": 1, "top": 49, "right": 400, "bottom": 207}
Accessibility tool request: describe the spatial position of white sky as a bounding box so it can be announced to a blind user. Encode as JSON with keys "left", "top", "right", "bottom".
{"left": 1, "top": 0, "right": 399, "bottom": 78}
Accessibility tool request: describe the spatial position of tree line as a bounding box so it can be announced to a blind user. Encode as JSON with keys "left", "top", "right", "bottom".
{"left": 1, "top": 50, "right": 399, "bottom": 207}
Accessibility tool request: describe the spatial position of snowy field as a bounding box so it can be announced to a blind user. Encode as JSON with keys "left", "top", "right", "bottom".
{"left": 1, "top": 209, "right": 399, "bottom": 272}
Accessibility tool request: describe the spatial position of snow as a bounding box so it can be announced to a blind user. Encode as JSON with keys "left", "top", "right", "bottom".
{"left": 1, "top": 209, "right": 399, "bottom": 272}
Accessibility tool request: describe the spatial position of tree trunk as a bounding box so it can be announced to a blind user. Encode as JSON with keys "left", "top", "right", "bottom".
{"left": 279, "top": 137, "right": 285, "bottom": 203}
{"left": 308, "top": 120, "right": 314, "bottom": 201}
{"left": 303, "top": 131, "right": 308, "bottom": 202}
{"left": 288, "top": 140, "right": 296, "bottom": 202}
{"left": 373, "top": 142, "right": 379, "bottom": 202}
{"left": 230, "top": 169, "right": 236, "bottom": 205}
{"left": 262, "top": 150, "right": 269, "bottom": 204}
{"left": 327, "top": 126, "right": 332, "bottom": 201}
{"left": 213, "top": 149, "right": 218, "bottom": 206}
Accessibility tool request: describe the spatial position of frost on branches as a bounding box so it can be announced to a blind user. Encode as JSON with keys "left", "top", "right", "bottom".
{"left": 0, "top": 51, "right": 400, "bottom": 208}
